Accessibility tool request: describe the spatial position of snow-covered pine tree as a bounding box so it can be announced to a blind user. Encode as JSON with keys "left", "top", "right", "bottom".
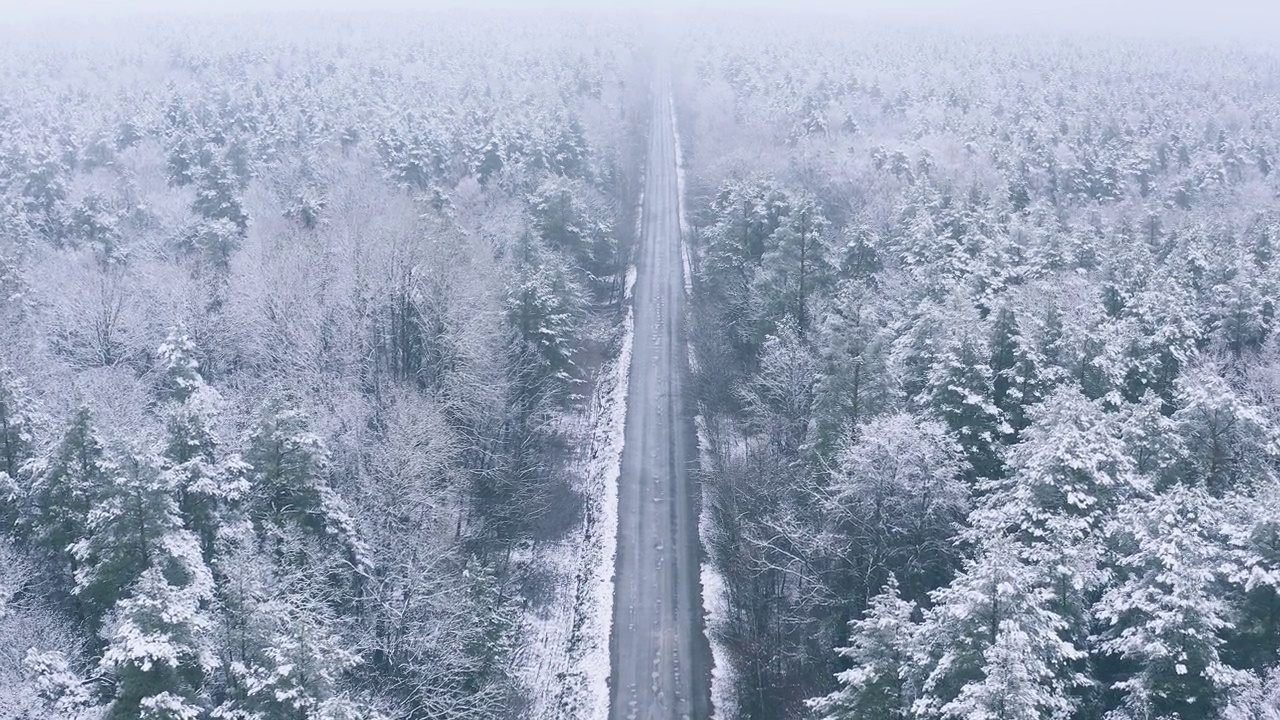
{"left": 70, "top": 448, "right": 190, "bottom": 623}
{"left": 506, "top": 232, "right": 588, "bottom": 400}
{"left": 989, "top": 307, "right": 1046, "bottom": 440}
{"left": 215, "top": 542, "right": 374, "bottom": 720}
{"left": 1220, "top": 484, "right": 1280, "bottom": 673}
{"left": 98, "top": 548, "right": 217, "bottom": 720}
{"left": 1220, "top": 664, "right": 1280, "bottom": 720}
{"left": 191, "top": 147, "right": 248, "bottom": 235}
{"left": 0, "top": 368, "right": 35, "bottom": 534}
{"left": 757, "top": 191, "right": 832, "bottom": 336}
{"left": 808, "top": 575, "right": 918, "bottom": 720}
{"left": 28, "top": 407, "right": 114, "bottom": 571}
{"left": 22, "top": 648, "right": 105, "bottom": 720}
{"left": 926, "top": 336, "right": 1002, "bottom": 481}
{"left": 156, "top": 328, "right": 249, "bottom": 562}
{"left": 1094, "top": 484, "right": 1248, "bottom": 718}
{"left": 970, "top": 385, "right": 1148, "bottom": 670}
{"left": 244, "top": 409, "right": 366, "bottom": 574}
{"left": 809, "top": 283, "right": 892, "bottom": 463}
{"left": 1169, "top": 365, "right": 1280, "bottom": 494}
{"left": 527, "top": 175, "right": 617, "bottom": 292}
{"left": 912, "top": 537, "right": 1086, "bottom": 720}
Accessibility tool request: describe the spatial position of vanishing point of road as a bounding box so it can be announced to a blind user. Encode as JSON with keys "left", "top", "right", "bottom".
{"left": 609, "top": 70, "right": 713, "bottom": 720}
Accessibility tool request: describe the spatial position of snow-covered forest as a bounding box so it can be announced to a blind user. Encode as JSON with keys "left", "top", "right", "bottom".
{"left": 4, "top": 5, "right": 1280, "bottom": 720}
{"left": 676, "top": 18, "right": 1280, "bottom": 720}
{"left": 0, "top": 12, "right": 643, "bottom": 719}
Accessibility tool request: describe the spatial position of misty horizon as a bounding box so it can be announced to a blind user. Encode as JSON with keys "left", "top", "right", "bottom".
{"left": 1, "top": 0, "right": 1279, "bottom": 43}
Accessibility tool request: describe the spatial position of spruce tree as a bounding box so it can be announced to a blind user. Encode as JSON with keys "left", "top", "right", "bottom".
{"left": 245, "top": 409, "right": 365, "bottom": 572}
{"left": 912, "top": 538, "right": 1086, "bottom": 720}
{"left": 1095, "top": 485, "right": 1246, "bottom": 718}
{"left": 0, "top": 368, "right": 35, "bottom": 534}
{"left": 29, "top": 407, "right": 114, "bottom": 567}
{"left": 809, "top": 576, "right": 918, "bottom": 720}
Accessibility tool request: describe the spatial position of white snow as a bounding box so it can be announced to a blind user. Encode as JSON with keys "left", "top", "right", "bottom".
{"left": 578, "top": 304, "right": 631, "bottom": 718}
{"left": 696, "top": 413, "right": 738, "bottom": 720}
{"left": 670, "top": 97, "right": 694, "bottom": 297}
{"left": 627, "top": 163, "right": 644, "bottom": 303}
{"left": 515, "top": 284, "right": 633, "bottom": 720}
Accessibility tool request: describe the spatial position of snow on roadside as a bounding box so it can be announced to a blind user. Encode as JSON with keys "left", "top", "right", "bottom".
{"left": 627, "top": 184, "right": 642, "bottom": 302}
{"left": 695, "top": 415, "right": 738, "bottom": 720}
{"left": 515, "top": 277, "right": 634, "bottom": 720}
{"left": 517, "top": 137, "right": 647, "bottom": 720}
{"left": 672, "top": 91, "right": 737, "bottom": 720}
{"left": 670, "top": 98, "right": 694, "bottom": 296}
{"left": 576, "top": 299, "right": 632, "bottom": 719}
{"left": 624, "top": 265, "right": 637, "bottom": 301}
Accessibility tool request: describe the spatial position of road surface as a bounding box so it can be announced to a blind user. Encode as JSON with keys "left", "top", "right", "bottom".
{"left": 609, "top": 72, "right": 712, "bottom": 720}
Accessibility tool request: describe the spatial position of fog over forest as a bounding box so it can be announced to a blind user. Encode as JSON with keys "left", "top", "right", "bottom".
{"left": 1, "top": 3, "right": 1279, "bottom": 720}
{"left": 6, "top": 0, "right": 1280, "bottom": 38}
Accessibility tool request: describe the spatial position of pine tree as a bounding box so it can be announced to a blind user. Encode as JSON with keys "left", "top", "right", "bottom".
{"left": 505, "top": 234, "right": 588, "bottom": 399}
{"left": 70, "top": 449, "right": 188, "bottom": 623}
{"left": 810, "top": 284, "right": 892, "bottom": 462}
{"left": 527, "top": 175, "right": 616, "bottom": 289}
{"left": 757, "top": 192, "right": 831, "bottom": 336}
{"left": 98, "top": 548, "right": 217, "bottom": 720}
{"left": 808, "top": 576, "right": 918, "bottom": 720}
{"left": 23, "top": 649, "right": 105, "bottom": 719}
{"left": 1220, "top": 664, "right": 1280, "bottom": 720}
{"left": 912, "top": 538, "right": 1086, "bottom": 720}
{"left": 245, "top": 409, "right": 366, "bottom": 573}
{"left": 700, "top": 177, "right": 792, "bottom": 357}
{"left": 1036, "top": 304, "right": 1069, "bottom": 390}
{"left": 1169, "top": 366, "right": 1279, "bottom": 494}
{"left": 1208, "top": 250, "right": 1273, "bottom": 360}
{"left": 216, "top": 546, "right": 368, "bottom": 720}
{"left": 178, "top": 218, "right": 240, "bottom": 273}
{"left": 895, "top": 181, "right": 954, "bottom": 294}
{"left": 1221, "top": 486, "right": 1280, "bottom": 673}
{"left": 0, "top": 367, "right": 35, "bottom": 534}
{"left": 975, "top": 386, "right": 1144, "bottom": 548}
{"left": 989, "top": 307, "right": 1044, "bottom": 440}
{"left": 156, "top": 328, "right": 249, "bottom": 561}
{"left": 971, "top": 387, "right": 1140, "bottom": 642}
{"left": 29, "top": 407, "right": 114, "bottom": 565}
{"left": 927, "top": 337, "right": 1002, "bottom": 480}
{"left": 192, "top": 148, "right": 248, "bottom": 234}
{"left": 1094, "top": 485, "right": 1247, "bottom": 718}
{"left": 157, "top": 327, "right": 203, "bottom": 404}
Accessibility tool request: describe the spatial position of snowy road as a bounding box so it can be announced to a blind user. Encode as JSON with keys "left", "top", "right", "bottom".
{"left": 609, "top": 73, "right": 712, "bottom": 720}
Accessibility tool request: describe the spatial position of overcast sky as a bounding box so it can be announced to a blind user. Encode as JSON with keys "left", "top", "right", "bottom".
{"left": 0, "top": 0, "right": 1277, "bottom": 43}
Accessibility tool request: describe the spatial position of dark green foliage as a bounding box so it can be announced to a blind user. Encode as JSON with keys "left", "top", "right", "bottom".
{"left": 245, "top": 409, "right": 366, "bottom": 579}
{"left": 0, "top": 368, "right": 34, "bottom": 532}
{"left": 29, "top": 408, "right": 113, "bottom": 563}
{"left": 70, "top": 450, "right": 186, "bottom": 622}
{"left": 927, "top": 338, "right": 1002, "bottom": 481}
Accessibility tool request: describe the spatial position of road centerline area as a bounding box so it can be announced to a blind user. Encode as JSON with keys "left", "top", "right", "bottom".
{"left": 609, "top": 71, "right": 712, "bottom": 720}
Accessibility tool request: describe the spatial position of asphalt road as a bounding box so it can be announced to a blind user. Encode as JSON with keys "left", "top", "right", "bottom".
{"left": 609, "top": 72, "right": 712, "bottom": 720}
